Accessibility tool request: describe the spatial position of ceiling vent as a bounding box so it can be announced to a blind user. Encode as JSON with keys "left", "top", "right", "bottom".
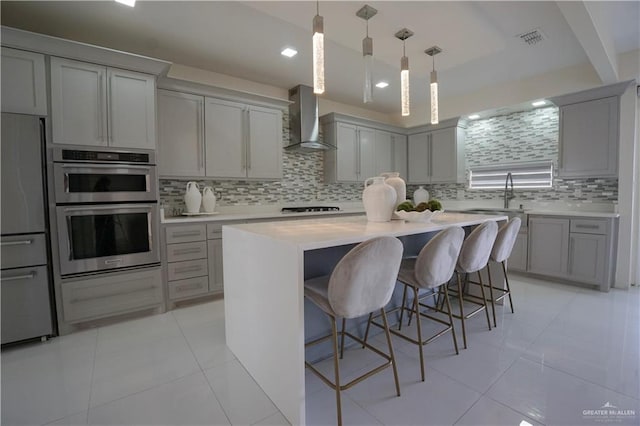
{"left": 517, "top": 28, "right": 546, "bottom": 46}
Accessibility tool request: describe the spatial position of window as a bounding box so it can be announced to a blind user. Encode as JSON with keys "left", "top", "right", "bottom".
{"left": 468, "top": 162, "right": 553, "bottom": 189}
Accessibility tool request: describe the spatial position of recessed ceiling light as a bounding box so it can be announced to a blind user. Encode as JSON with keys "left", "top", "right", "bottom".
{"left": 532, "top": 100, "right": 546, "bottom": 107}
{"left": 468, "top": 114, "right": 480, "bottom": 120}
{"left": 375, "top": 81, "right": 389, "bottom": 88}
{"left": 115, "top": 0, "right": 135, "bottom": 7}
{"left": 281, "top": 48, "right": 298, "bottom": 58}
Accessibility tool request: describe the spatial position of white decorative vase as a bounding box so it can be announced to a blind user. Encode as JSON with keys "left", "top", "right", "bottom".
{"left": 413, "top": 186, "right": 430, "bottom": 205}
{"left": 381, "top": 172, "right": 406, "bottom": 207}
{"left": 184, "top": 181, "right": 202, "bottom": 213}
{"left": 202, "top": 186, "right": 217, "bottom": 213}
{"left": 363, "top": 176, "right": 396, "bottom": 222}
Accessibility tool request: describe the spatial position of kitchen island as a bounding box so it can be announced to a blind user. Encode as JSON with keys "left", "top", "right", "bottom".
{"left": 222, "top": 213, "right": 507, "bottom": 425}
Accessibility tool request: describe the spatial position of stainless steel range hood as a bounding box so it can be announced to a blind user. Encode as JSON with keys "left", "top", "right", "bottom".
{"left": 286, "top": 85, "right": 335, "bottom": 151}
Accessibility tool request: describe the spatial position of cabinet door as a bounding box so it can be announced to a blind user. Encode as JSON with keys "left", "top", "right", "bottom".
{"left": 508, "top": 232, "right": 528, "bottom": 272}
{"left": 108, "top": 68, "right": 156, "bottom": 149}
{"left": 528, "top": 217, "right": 570, "bottom": 278}
{"left": 335, "top": 123, "right": 359, "bottom": 182}
{"left": 1, "top": 47, "right": 47, "bottom": 115}
{"left": 430, "top": 127, "right": 457, "bottom": 183}
{"left": 157, "top": 90, "right": 205, "bottom": 176}
{"left": 208, "top": 239, "right": 224, "bottom": 293}
{"left": 374, "top": 130, "right": 393, "bottom": 176}
{"left": 407, "top": 132, "right": 430, "bottom": 184}
{"left": 247, "top": 106, "right": 282, "bottom": 179}
{"left": 51, "top": 57, "right": 107, "bottom": 146}
{"left": 392, "top": 133, "right": 408, "bottom": 181}
{"left": 568, "top": 233, "right": 607, "bottom": 285}
{"left": 204, "top": 98, "right": 245, "bottom": 178}
{"left": 559, "top": 97, "right": 618, "bottom": 177}
{"left": 358, "top": 127, "right": 376, "bottom": 180}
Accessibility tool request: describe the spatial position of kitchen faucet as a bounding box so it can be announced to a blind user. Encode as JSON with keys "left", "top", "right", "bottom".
{"left": 504, "top": 172, "right": 515, "bottom": 208}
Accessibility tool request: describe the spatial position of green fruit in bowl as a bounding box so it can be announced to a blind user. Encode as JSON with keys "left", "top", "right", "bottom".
{"left": 396, "top": 201, "right": 415, "bottom": 212}
{"left": 415, "top": 202, "right": 429, "bottom": 212}
{"left": 426, "top": 199, "right": 442, "bottom": 211}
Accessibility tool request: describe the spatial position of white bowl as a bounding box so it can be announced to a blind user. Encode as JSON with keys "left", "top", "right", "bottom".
{"left": 393, "top": 209, "right": 443, "bottom": 222}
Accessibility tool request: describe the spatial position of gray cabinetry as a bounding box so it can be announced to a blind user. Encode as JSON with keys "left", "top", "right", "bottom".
{"left": 508, "top": 231, "right": 528, "bottom": 272}
{"left": 558, "top": 97, "right": 618, "bottom": 178}
{"left": 1, "top": 47, "right": 47, "bottom": 115}
{"left": 527, "top": 215, "right": 617, "bottom": 291}
{"left": 528, "top": 217, "right": 570, "bottom": 278}
{"left": 407, "top": 123, "right": 465, "bottom": 184}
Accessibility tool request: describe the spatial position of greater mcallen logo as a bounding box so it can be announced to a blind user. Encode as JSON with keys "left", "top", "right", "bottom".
{"left": 582, "top": 402, "right": 637, "bottom": 423}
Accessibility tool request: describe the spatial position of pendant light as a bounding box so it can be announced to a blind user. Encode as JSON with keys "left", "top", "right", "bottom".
{"left": 356, "top": 5, "right": 377, "bottom": 104}
{"left": 425, "top": 46, "right": 442, "bottom": 125}
{"left": 395, "top": 29, "right": 413, "bottom": 116}
{"left": 312, "top": 1, "right": 325, "bottom": 94}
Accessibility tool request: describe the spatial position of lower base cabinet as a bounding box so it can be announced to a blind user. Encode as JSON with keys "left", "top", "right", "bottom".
{"left": 527, "top": 215, "right": 616, "bottom": 291}
{"left": 508, "top": 231, "right": 528, "bottom": 272}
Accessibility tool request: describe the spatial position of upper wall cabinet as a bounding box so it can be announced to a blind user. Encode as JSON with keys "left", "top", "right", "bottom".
{"left": 1, "top": 47, "right": 47, "bottom": 115}
{"left": 157, "top": 90, "right": 282, "bottom": 179}
{"left": 157, "top": 90, "right": 205, "bottom": 177}
{"left": 551, "top": 80, "right": 632, "bottom": 179}
{"left": 558, "top": 97, "right": 618, "bottom": 178}
{"left": 50, "top": 57, "right": 156, "bottom": 149}
{"left": 205, "top": 98, "right": 282, "bottom": 180}
{"left": 407, "top": 123, "right": 465, "bottom": 184}
{"left": 322, "top": 113, "right": 407, "bottom": 183}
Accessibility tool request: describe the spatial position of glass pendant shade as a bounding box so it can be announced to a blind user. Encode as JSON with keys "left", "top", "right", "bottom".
{"left": 312, "top": 14, "right": 325, "bottom": 95}
{"left": 401, "top": 56, "right": 410, "bottom": 116}
{"left": 363, "top": 36, "right": 373, "bottom": 103}
{"left": 430, "top": 70, "right": 438, "bottom": 124}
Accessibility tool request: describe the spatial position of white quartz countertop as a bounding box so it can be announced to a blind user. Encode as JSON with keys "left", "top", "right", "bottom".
{"left": 161, "top": 207, "right": 365, "bottom": 224}
{"left": 523, "top": 210, "right": 619, "bottom": 218}
{"left": 223, "top": 212, "right": 508, "bottom": 251}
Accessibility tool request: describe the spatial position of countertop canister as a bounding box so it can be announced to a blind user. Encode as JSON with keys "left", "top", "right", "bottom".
{"left": 413, "top": 186, "right": 429, "bottom": 205}
{"left": 362, "top": 176, "right": 396, "bottom": 222}
{"left": 184, "top": 181, "right": 202, "bottom": 214}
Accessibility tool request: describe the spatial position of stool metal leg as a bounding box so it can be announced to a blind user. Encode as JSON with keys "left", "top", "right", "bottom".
{"left": 412, "top": 285, "right": 426, "bottom": 381}
{"left": 442, "top": 285, "right": 459, "bottom": 355}
{"left": 340, "top": 318, "right": 347, "bottom": 359}
{"left": 502, "top": 261, "right": 515, "bottom": 313}
{"left": 362, "top": 313, "right": 373, "bottom": 348}
{"left": 380, "top": 308, "right": 401, "bottom": 396}
{"left": 330, "top": 316, "right": 343, "bottom": 426}
{"left": 477, "top": 271, "right": 492, "bottom": 330}
{"left": 398, "top": 284, "right": 408, "bottom": 331}
{"left": 486, "top": 266, "right": 497, "bottom": 327}
{"left": 456, "top": 272, "right": 467, "bottom": 349}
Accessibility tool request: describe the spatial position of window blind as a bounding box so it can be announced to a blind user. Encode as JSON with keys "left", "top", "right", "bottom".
{"left": 468, "top": 162, "right": 553, "bottom": 189}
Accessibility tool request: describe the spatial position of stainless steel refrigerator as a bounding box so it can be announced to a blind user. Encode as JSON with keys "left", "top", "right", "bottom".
{"left": 1, "top": 113, "right": 54, "bottom": 344}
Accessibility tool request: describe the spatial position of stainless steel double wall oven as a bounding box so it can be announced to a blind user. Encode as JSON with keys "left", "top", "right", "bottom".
{"left": 53, "top": 148, "right": 160, "bottom": 276}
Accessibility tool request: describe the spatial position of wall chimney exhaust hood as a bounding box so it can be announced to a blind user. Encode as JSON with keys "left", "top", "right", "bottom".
{"left": 286, "top": 85, "right": 335, "bottom": 151}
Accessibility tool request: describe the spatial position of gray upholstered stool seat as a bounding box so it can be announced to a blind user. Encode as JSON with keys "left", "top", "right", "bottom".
{"left": 304, "top": 236, "right": 403, "bottom": 426}
{"left": 447, "top": 220, "right": 499, "bottom": 349}
{"left": 366, "top": 226, "right": 465, "bottom": 381}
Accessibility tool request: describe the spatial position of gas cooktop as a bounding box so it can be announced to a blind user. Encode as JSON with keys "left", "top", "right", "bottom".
{"left": 281, "top": 206, "right": 340, "bottom": 213}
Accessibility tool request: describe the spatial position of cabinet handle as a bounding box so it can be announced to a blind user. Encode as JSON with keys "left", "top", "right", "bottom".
{"left": 172, "top": 231, "right": 202, "bottom": 238}
{"left": 2, "top": 272, "right": 35, "bottom": 282}
{"left": 172, "top": 247, "right": 203, "bottom": 255}
{"left": 575, "top": 224, "right": 599, "bottom": 230}
{"left": 174, "top": 265, "right": 204, "bottom": 274}
{"left": 1, "top": 239, "right": 33, "bottom": 247}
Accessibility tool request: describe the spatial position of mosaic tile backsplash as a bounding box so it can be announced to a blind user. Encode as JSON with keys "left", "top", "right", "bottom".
{"left": 160, "top": 107, "right": 617, "bottom": 212}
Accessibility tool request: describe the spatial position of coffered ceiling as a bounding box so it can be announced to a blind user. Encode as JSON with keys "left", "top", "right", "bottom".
{"left": 1, "top": 1, "right": 638, "bottom": 117}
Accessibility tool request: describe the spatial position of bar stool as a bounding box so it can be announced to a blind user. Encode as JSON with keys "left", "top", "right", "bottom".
{"left": 485, "top": 217, "right": 521, "bottom": 325}
{"left": 365, "top": 227, "right": 465, "bottom": 381}
{"left": 449, "top": 220, "right": 498, "bottom": 349}
{"left": 304, "top": 236, "right": 403, "bottom": 426}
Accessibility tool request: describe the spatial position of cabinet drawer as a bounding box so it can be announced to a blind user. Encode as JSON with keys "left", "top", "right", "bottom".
{"left": 167, "top": 276, "right": 209, "bottom": 300}
{"left": 165, "top": 225, "right": 206, "bottom": 244}
{"left": 61, "top": 267, "right": 162, "bottom": 323}
{"left": 207, "top": 221, "right": 243, "bottom": 239}
{"left": 166, "top": 241, "right": 207, "bottom": 262}
{"left": 570, "top": 219, "right": 607, "bottom": 235}
{"left": 1, "top": 234, "right": 47, "bottom": 269}
{"left": 167, "top": 259, "right": 208, "bottom": 281}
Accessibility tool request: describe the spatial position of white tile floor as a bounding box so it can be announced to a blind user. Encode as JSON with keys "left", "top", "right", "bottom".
{"left": 2, "top": 275, "right": 639, "bottom": 426}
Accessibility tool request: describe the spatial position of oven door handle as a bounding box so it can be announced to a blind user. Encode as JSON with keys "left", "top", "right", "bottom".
{"left": 66, "top": 216, "right": 74, "bottom": 261}
{"left": 58, "top": 163, "right": 153, "bottom": 171}
{"left": 62, "top": 204, "right": 156, "bottom": 213}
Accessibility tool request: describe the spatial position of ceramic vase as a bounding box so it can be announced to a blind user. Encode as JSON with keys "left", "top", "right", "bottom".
{"left": 202, "top": 186, "right": 217, "bottom": 213}
{"left": 184, "top": 181, "right": 202, "bottom": 213}
{"left": 363, "top": 176, "right": 396, "bottom": 222}
{"left": 413, "top": 186, "right": 430, "bottom": 205}
{"left": 381, "top": 172, "right": 406, "bottom": 207}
